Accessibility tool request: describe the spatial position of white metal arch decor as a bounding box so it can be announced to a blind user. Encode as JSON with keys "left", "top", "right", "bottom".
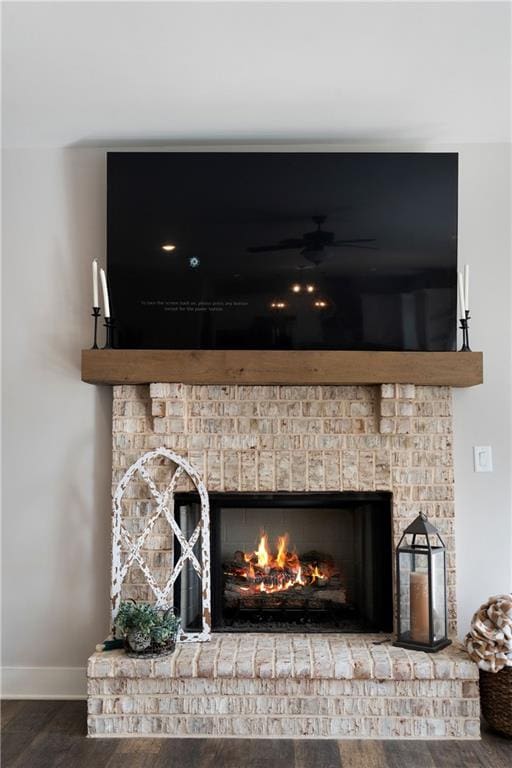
{"left": 111, "top": 447, "right": 211, "bottom": 642}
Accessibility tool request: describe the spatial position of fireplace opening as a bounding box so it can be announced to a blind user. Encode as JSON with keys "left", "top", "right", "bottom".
{"left": 170, "top": 491, "right": 392, "bottom": 634}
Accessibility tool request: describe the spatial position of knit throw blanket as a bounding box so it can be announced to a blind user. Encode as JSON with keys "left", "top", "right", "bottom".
{"left": 465, "top": 594, "right": 512, "bottom": 672}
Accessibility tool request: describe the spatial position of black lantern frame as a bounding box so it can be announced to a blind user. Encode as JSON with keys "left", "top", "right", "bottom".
{"left": 394, "top": 512, "right": 451, "bottom": 652}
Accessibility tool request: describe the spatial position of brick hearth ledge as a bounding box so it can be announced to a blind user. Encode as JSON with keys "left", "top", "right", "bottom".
{"left": 87, "top": 635, "right": 479, "bottom": 739}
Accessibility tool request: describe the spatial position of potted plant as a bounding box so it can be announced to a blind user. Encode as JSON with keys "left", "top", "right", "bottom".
{"left": 465, "top": 594, "right": 512, "bottom": 737}
{"left": 115, "top": 600, "right": 180, "bottom": 658}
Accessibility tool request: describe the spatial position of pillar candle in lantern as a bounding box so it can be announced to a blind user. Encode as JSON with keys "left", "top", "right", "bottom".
{"left": 410, "top": 571, "right": 429, "bottom": 643}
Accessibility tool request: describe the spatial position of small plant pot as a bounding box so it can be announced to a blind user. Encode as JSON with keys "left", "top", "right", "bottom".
{"left": 124, "top": 637, "right": 177, "bottom": 659}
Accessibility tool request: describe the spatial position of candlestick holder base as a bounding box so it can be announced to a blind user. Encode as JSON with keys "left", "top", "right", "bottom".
{"left": 90, "top": 307, "right": 101, "bottom": 349}
{"left": 103, "top": 318, "right": 115, "bottom": 349}
{"left": 459, "top": 310, "right": 471, "bottom": 352}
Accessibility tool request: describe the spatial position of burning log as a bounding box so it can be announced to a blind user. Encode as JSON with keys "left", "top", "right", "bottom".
{"left": 223, "top": 530, "right": 347, "bottom": 611}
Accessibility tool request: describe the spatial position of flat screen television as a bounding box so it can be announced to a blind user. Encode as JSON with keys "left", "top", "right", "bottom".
{"left": 107, "top": 152, "right": 458, "bottom": 350}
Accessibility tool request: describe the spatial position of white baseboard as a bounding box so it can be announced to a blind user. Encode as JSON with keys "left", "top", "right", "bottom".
{"left": 1, "top": 666, "right": 87, "bottom": 699}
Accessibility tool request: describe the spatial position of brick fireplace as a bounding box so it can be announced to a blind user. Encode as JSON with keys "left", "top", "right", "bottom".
{"left": 87, "top": 381, "right": 480, "bottom": 739}
{"left": 111, "top": 381, "right": 457, "bottom": 630}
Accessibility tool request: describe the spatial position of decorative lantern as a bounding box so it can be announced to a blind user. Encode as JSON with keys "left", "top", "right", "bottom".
{"left": 394, "top": 512, "right": 451, "bottom": 652}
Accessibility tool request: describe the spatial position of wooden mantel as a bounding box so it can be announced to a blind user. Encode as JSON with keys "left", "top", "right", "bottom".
{"left": 81, "top": 349, "right": 483, "bottom": 387}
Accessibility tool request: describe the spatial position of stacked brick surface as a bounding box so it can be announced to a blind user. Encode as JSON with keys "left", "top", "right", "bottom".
{"left": 94, "top": 381, "right": 475, "bottom": 739}
{"left": 88, "top": 635, "right": 479, "bottom": 739}
{"left": 112, "top": 382, "right": 456, "bottom": 631}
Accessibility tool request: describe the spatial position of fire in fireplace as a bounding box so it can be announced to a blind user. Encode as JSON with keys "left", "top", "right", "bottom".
{"left": 174, "top": 492, "right": 393, "bottom": 634}
{"left": 224, "top": 529, "right": 341, "bottom": 602}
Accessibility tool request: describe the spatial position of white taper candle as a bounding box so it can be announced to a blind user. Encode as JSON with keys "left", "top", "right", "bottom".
{"left": 457, "top": 271, "right": 466, "bottom": 317}
{"left": 100, "top": 268, "right": 111, "bottom": 318}
{"left": 464, "top": 264, "right": 469, "bottom": 312}
{"left": 92, "top": 260, "right": 99, "bottom": 307}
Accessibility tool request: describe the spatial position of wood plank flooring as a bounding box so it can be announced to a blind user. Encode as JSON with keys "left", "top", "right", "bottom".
{"left": 1, "top": 700, "right": 511, "bottom": 768}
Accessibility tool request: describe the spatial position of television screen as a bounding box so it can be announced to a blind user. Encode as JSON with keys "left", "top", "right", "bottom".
{"left": 107, "top": 152, "right": 458, "bottom": 350}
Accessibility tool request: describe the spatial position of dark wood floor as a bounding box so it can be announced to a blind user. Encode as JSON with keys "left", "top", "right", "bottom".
{"left": 1, "top": 700, "right": 511, "bottom": 768}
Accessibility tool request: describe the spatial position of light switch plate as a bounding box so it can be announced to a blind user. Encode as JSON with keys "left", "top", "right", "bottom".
{"left": 474, "top": 446, "right": 493, "bottom": 472}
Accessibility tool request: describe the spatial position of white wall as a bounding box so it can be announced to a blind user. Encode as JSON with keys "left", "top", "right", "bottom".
{"left": 3, "top": 2, "right": 510, "bottom": 147}
{"left": 1, "top": 149, "right": 113, "bottom": 697}
{"left": 453, "top": 144, "right": 512, "bottom": 634}
{"left": 2, "top": 143, "right": 510, "bottom": 696}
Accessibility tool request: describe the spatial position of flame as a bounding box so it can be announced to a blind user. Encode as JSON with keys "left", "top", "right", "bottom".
{"left": 294, "top": 565, "right": 306, "bottom": 586}
{"left": 276, "top": 535, "right": 288, "bottom": 569}
{"left": 227, "top": 530, "right": 331, "bottom": 596}
{"left": 255, "top": 533, "right": 270, "bottom": 568}
{"left": 311, "top": 565, "right": 326, "bottom": 583}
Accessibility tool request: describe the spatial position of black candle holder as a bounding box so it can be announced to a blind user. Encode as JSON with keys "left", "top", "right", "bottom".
{"left": 459, "top": 310, "right": 471, "bottom": 352}
{"left": 103, "top": 317, "right": 115, "bottom": 349}
{"left": 90, "top": 306, "right": 101, "bottom": 349}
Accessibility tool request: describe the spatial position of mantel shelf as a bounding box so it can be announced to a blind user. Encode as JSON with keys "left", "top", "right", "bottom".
{"left": 81, "top": 350, "right": 483, "bottom": 387}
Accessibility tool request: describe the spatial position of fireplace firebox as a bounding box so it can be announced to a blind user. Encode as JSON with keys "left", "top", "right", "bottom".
{"left": 174, "top": 492, "right": 392, "bottom": 634}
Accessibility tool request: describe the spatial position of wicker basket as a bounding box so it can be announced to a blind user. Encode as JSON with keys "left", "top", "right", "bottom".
{"left": 479, "top": 667, "right": 512, "bottom": 737}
